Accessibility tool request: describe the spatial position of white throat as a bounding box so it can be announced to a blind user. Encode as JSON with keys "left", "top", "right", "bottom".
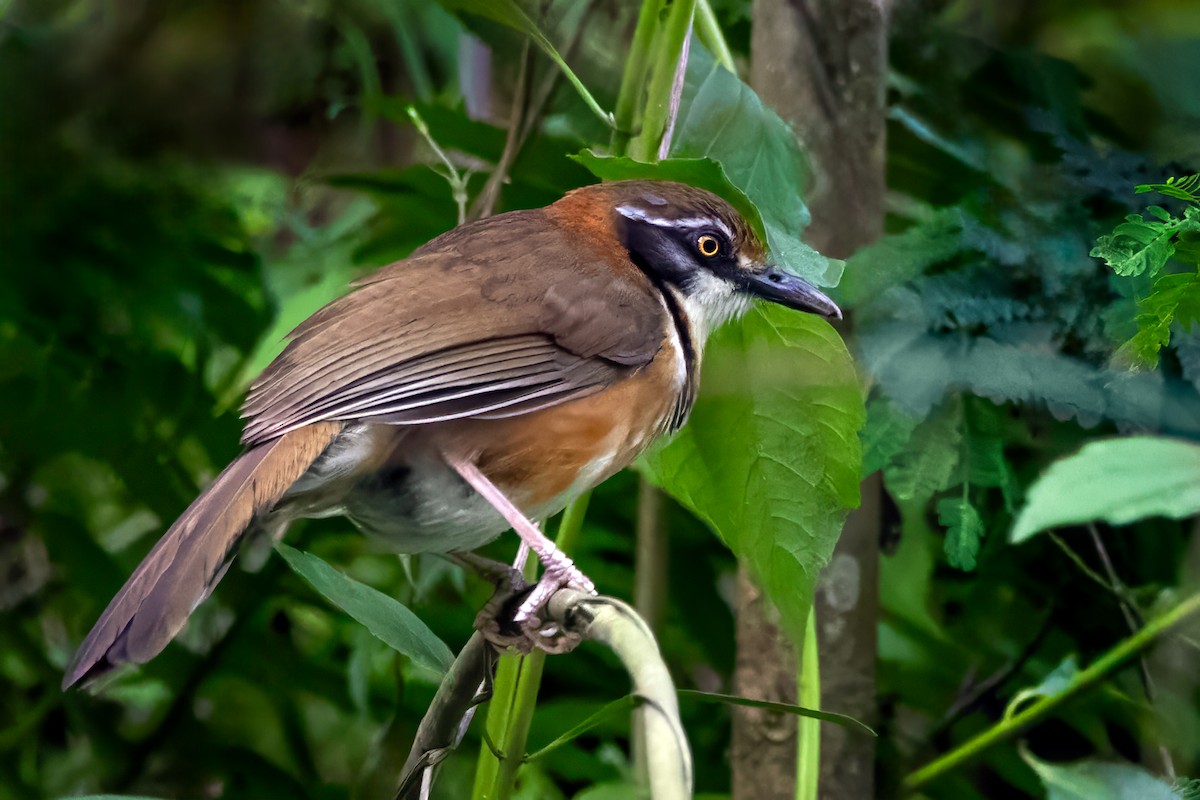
{"left": 670, "top": 270, "right": 753, "bottom": 344}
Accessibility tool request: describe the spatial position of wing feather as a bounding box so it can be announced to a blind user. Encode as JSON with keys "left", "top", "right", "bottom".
{"left": 240, "top": 210, "right": 668, "bottom": 445}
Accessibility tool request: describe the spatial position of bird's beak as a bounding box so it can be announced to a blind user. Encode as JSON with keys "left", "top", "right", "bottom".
{"left": 739, "top": 267, "right": 842, "bottom": 320}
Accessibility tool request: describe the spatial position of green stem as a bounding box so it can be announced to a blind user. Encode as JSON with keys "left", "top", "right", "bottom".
{"left": 471, "top": 492, "right": 593, "bottom": 800}
{"left": 796, "top": 611, "right": 821, "bottom": 800}
{"left": 555, "top": 490, "right": 592, "bottom": 553}
{"left": 471, "top": 588, "right": 528, "bottom": 800}
{"left": 631, "top": 478, "right": 668, "bottom": 785}
{"left": 633, "top": 480, "right": 668, "bottom": 634}
{"left": 493, "top": 650, "right": 547, "bottom": 797}
{"left": 630, "top": 0, "right": 697, "bottom": 161}
{"left": 612, "top": 0, "right": 663, "bottom": 156}
{"left": 406, "top": 105, "right": 470, "bottom": 224}
{"left": 516, "top": 12, "right": 611, "bottom": 129}
{"left": 694, "top": 0, "right": 735, "bottom": 73}
{"left": 903, "top": 591, "right": 1200, "bottom": 793}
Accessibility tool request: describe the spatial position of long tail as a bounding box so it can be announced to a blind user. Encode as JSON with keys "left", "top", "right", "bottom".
{"left": 63, "top": 422, "right": 342, "bottom": 689}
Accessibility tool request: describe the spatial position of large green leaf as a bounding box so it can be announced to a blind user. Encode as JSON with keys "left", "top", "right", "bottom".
{"left": 1011, "top": 437, "right": 1200, "bottom": 543}
{"left": 640, "top": 305, "right": 864, "bottom": 646}
{"left": 672, "top": 44, "right": 842, "bottom": 288}
{"left": 1021, "top": 749, "right": 1182, "bottom": 800}
{"left": 275, "top": 543, "right": 454, "bottom": 675}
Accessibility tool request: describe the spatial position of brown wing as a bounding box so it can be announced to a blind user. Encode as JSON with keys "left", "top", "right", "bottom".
{"left": 241, "top": 209, "right": 667, "bottom": 446}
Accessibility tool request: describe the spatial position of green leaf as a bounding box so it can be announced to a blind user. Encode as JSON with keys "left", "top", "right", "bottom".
{"left": 888, "top": 106, "right": 989, "bottom": 175}
{"left": 1011, "top": 437, "right": 1200, "bottom": 543}
{"left": 524, "top": 695, "right": 644, "bottom": 762}
{"left": 672, "top": 45, "right": 842, "bottom": 287}
{"left": 1021, "top": 748, "right": 1182, "bottom": 800}
{"left": 857, "top": 324, "right": 1200, "bottom": 433}
{"left": 640, "top": 305, "right": 864, "bottom": 647}
{"left": 1135, "top": 174, "right": 1200, "bottom": 204}
{"left": 1005, "top": 655, "right": 1079, "bottom": 720}
{"left": 1175, "top": 778, "right": 1200, "bottom": 800}
{"left": 1115, "top": 271, "right": 1200, "bottom": 369}
{"left": 570, "top": 151, "right": 769, "bottom": 247}
{"left": 1091, "top": 209, "right": 1200, "bottom": 278}
{"left": 275, "top": 543, "right": 454, "bottom": 675}
{"left": 936, "top": 496, "right": 985, "bottom": 571}
{"left": 839, "top": 209, "right": 966, "bottom": 308}
{"left": 883, "top": 401, "right": 961, "bottom": 502}
{"left": 861, "top": 395, "right": 920, "bottom": 476}
{"left": 678, "top": 690, "right": 876, "bottom": 736}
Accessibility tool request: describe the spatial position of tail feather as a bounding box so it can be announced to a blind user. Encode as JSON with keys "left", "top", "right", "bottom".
{"left": 63, "top": 422, "right": 341, "bottom": 689}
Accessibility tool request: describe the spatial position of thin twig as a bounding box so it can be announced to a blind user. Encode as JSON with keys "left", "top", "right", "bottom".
{"left": 470, "top": 1, "right": 598, "bottom": 221}
{"left": 1048, "top": 531, "right": 1112, "bottom": 593}
{"left": 406, "top": 106, "right": 471, "bottom": 225}
{"left": 903, "top": 592, "right": 1200, "bottom": 793}
{"left": 921, "top": 611, "right": 1054, "bottom": 749}
{"left": 1087, "top": 524, "right": 1154, "bottom": 698}
{"left": 469, "top": 41, "right": 534, "bottom": 222}
{"left": 1087, "top": 524, "right": 1174, "bottom": 776}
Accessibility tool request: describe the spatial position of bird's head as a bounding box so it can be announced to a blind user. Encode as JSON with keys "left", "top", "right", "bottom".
{"left": 590, "top": 180, "right": 840, "bottom": 339}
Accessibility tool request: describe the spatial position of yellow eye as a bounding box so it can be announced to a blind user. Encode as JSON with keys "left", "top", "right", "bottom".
{"left": 697, "top": 234, "right": 720, "bottom": 257}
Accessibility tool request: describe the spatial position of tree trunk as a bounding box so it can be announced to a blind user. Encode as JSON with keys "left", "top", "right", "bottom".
{"left": 734, "top": 2, "right": 889, "bottom": 798}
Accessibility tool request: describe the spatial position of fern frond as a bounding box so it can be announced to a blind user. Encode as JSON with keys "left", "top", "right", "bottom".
{"left": 1136, "top": 173, "right": 1200, "bottom": 204}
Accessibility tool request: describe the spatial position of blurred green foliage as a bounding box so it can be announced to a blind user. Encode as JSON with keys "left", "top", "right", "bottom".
{"left": 3, "top": 0, "right": 1200, "bottom": 798}
{"left": 857, "top": 3, "right": 1200, "bottom": 796}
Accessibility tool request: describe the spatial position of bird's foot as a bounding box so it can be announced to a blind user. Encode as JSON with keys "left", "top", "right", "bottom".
{"left": 462, "top": 550, "right": 594, "bottom": 656}
{"left": 508, "top": 552, "right": 595, "bottom": 655}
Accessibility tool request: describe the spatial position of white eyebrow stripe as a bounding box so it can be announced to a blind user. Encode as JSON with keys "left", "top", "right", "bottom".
{"left": 615, "top": 205, "right": 735, "bottom": 240}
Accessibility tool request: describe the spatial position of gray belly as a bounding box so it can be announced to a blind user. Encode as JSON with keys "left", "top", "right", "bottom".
{"left": 341, "top": 460, "right": 515, "bottom": 552}
{"left": 277, "top": 423, "right": 521, "bottom": 553}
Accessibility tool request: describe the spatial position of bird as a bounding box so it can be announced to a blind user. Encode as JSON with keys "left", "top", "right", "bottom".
{"left": 62, "top": 179, "right": 841, "bottom": 689}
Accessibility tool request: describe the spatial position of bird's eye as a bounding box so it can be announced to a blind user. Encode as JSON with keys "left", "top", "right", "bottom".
{"left": 697, "top": 234, "right": 721, "bottom": 257}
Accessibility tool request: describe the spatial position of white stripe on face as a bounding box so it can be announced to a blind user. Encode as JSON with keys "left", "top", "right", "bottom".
{"left": 615, "top": 204, "right": 735, "bottom": 241}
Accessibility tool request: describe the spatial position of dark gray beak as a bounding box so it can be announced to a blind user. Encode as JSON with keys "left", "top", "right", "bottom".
{"left": 739, "top": 268, "right": 842, "bottom": 320}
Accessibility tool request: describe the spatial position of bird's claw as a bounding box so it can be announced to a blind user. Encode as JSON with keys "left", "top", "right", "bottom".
{"left": 474, "top": 554, "right": 594, "bottom": 656}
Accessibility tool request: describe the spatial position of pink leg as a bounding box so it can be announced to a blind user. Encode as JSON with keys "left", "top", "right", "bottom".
{"left": 444, "top": 453, "right": 596, "bottom": 622}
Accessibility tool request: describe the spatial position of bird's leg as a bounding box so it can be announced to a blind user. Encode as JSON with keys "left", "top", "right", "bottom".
{"left": 444, "top": 453, "right": 596, "bottom": 630}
